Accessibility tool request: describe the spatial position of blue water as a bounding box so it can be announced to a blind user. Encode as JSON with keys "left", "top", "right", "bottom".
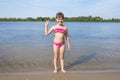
{"left": 0, "top": 22, "right": 120, "bottom": 43}
{"left": 0, "top": 22, "right": 120, "bottom": 72}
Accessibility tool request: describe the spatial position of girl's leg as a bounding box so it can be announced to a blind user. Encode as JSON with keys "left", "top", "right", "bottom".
{"left": 53, "top": 44, "right": 59, "bottom": 73}
{"left": 59, "top": 45, "right": 66, "bottom": 73}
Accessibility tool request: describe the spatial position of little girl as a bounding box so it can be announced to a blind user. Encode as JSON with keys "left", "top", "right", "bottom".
{"left": 44, "top": 12, "right": 71, "bottom": 73}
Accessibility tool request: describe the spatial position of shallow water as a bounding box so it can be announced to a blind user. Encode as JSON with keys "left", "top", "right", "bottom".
{"left": 0, "top": 22, "right": 120, "bottom": 72}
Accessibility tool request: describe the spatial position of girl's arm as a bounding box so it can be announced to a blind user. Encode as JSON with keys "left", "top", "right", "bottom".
{"left": 65, "top": 28, "right": 71, "bottom": 49}
{"left": 45, "top": 20, "right": 54, "bottom": 36}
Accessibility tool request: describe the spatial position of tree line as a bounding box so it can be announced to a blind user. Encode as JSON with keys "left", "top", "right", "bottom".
{"left": 0, "top": 16, "right": 120, "bottom": 22}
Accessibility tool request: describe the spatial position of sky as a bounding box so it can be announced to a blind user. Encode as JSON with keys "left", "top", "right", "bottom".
{"left": 0, "top": 0, "right": 120, "bottom": 19}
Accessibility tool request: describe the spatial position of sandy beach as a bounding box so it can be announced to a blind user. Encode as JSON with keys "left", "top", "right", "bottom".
{"left": 0, "top": 71, "right": 120, "bottom": 80}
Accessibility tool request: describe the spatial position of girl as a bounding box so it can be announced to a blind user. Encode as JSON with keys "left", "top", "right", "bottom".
{"left": 44, "top": 12, "right": 71, "bottom": 73}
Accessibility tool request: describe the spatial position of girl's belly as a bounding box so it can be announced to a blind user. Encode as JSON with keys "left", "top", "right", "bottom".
{"left": 54, "top": 37, "right": 65, "bottom": 43}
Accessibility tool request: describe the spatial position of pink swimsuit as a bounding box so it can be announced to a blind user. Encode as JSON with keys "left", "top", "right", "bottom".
{"left": 54, "top": 28, "right": 66, "bottom": 34}
{"left": 54, "top": 42, "right": 65, "bottom": 48}
{"left": 54, "top": 28, "right": 66, "bottom": 48}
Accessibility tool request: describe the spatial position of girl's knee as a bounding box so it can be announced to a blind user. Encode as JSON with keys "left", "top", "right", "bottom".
{"left": 60, "top": 56, "right": 64, "bottom": 60}
{"left": 54, "top": 56, "right": 58, "bottom": 60}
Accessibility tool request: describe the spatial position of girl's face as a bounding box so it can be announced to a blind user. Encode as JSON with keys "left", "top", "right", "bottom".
{"left": 56, "top": 17, "right": 64, "bottom": 25}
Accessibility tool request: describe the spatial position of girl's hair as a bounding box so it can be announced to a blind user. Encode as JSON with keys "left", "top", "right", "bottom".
{"left": 56, "top": 12, "right": 64, "bottom": 19}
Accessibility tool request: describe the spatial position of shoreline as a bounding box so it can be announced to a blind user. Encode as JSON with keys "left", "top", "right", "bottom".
{"left": 0, "top": 70, "right": 120, "bottom": 75}
{"left": 0, "top": 70, "right": 120, "bottom": 80}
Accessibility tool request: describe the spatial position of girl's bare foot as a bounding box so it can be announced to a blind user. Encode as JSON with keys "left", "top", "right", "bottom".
{"left": 53, "top": 70, "right": 58, "bottom": 74}
{"left": 61, "top": 69, "right": 66, "bottom": 74}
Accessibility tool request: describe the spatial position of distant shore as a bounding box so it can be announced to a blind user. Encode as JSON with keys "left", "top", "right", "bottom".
{"left": 0, "top": 16, "right": 120, "bottom": 22}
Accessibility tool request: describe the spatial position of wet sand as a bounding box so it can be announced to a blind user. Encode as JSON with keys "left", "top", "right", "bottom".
{"left": 0, "top": 71, "right": 120, "bottom": 80}
{"left": 0, "top": 46, "right": 120, "bottom": 72}
{"left": 0, "top": 45, "right": 120, "bottom": 72}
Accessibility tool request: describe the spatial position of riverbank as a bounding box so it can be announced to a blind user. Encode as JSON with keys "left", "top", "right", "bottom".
{"left": 0, "top": 71, "right": 120, "bottom": 80}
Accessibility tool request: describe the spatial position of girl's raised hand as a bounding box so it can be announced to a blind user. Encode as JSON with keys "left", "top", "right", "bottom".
{"left": 45, "top": 20, "right": 50, "bottom": 26}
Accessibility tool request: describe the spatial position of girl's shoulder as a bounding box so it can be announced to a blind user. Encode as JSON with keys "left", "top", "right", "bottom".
{"left": 51, "top": 25, "right": 57, "bottom": 30}
{"left": 52, "top": 25, "right": 59, "bottom": 29}
{"left": 64, "top": 26, "right": 67, "bottom": 28}
{"left": 63, "top": 25, "right": 68, "bottom": 30}
{"left": 50, "top": 25, "right": 56, "bottom": 29}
